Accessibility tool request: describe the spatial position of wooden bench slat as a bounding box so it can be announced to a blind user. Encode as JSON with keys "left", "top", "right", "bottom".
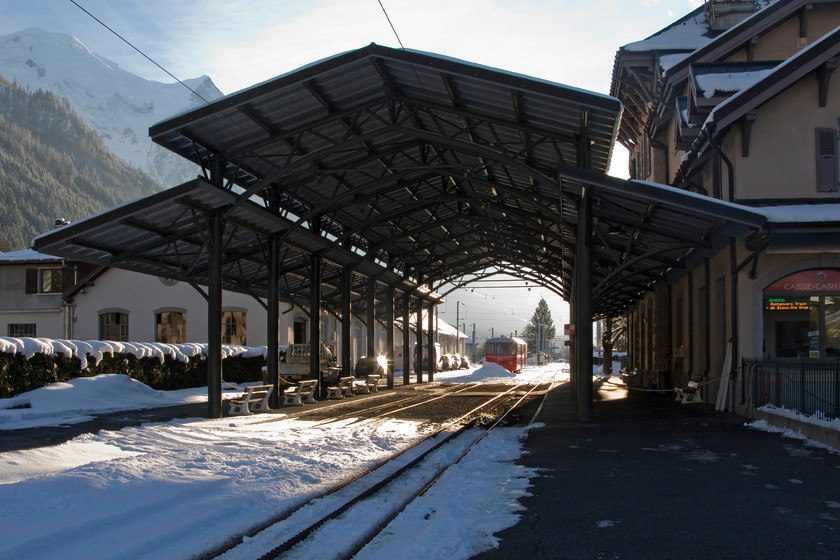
{"left": 283, "top": 380, "right": 318, "bottom": 406}
{"left": 326, "top": 376, "right": 355, "bottom": 399}
{"left": 228, "top": 385, "right": 274, "bottom": 416}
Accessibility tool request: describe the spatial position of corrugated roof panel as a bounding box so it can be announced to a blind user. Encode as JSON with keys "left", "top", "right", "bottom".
{"left": 30, "top": 44, "right": 772, "bottom": 316}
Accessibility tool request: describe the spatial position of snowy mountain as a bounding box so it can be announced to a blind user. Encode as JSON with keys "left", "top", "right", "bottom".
{"left": 0, "top": 27, "right": 224, "bottom": 187}
{"left": 0, "top": 79, "right": 161, "bottom": 250}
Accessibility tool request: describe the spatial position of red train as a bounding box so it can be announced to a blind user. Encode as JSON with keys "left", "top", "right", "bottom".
{"left": 484, "top": 336, "right": 528, "bottom": 373}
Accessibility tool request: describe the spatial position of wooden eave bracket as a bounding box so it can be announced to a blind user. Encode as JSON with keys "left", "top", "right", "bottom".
{"left": 740, "top": 111, "right": 757, "bottom": 158}
{"left": 817, "top": 57, "right": 838, "bottom": 108}
{"left": 799, "top": 4, "right": 812, "bottom": 41}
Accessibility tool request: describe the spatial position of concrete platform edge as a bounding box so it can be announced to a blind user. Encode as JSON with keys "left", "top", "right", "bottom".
{"left": 745, "top": 406, "right": 840, "bottom": 451}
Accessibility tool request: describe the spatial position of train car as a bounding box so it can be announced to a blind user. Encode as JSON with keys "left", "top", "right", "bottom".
{"left": 484, "top": 336, "right": 528, "bottom": 373}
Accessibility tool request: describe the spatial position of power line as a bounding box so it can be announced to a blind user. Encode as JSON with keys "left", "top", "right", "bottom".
{"left": 69, "top": 0, "right": 211, "bottom": 105}
{"left": 376, "top": 0, "right": 406, "bottom": 49}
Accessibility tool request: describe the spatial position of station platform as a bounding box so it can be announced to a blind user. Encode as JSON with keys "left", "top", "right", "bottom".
{"left": 473, "top": 380, "right": 840, "bottom": 559}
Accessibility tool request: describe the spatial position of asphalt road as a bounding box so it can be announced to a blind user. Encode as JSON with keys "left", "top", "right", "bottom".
{"left": 473, "top": 381, "right": 840, "bottom": 559}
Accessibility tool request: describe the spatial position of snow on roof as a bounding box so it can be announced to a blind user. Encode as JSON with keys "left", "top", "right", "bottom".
{"left": 0, "top": 248, "right": 62, "bottom": 263}
{"left": 622, "top": 9, "right": 712, "bottom": 53}
{"left": 752, "top": 204, "right": 840, "bottom": 224}
{"left": 631, "top": 181, "right": 840, "bottom": 227}
{"left": 659, "top": 52, "right": 693, "bottom": 72}
{"left": 405, "top": 314, "right": 467, "bottom": 338}
{"left": 630, "top": 179, "right": 767, "bottom": 215}
{"left": 663, "top": 0, "right": 787, "bottom": 76}
{"left": 695, "top": 68, "right": 775, "bottom": 98}
{"left": 627, "top": 1, "right": 784, "bottom": 69}
{"left": 706, "top": 24, "right": 840, "bottom": 126}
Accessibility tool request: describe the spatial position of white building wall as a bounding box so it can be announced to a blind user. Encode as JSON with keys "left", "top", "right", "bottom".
{"left": 0, "top": 258, "right": 68, "bottom": 339}
{"left": 70, "top": 268, "right": 272, "bottom": 345}
{"left": 0, "top": 309, "right": 66, "bottom": 339}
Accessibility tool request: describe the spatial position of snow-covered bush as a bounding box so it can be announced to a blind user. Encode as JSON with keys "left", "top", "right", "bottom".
{"left": 0, "top": 337, "right": 267, "bottom": 398}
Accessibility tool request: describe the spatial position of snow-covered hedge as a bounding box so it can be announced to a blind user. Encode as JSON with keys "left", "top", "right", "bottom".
{"left": 0, "top": 337, "right": 267, "bottom": 398}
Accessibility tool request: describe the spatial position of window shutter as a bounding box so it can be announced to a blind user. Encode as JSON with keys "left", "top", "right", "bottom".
{"left": 815, "top": 127, "right": 838, "bottom": 192}
{"left": 25, "top": 268, "right": 37, "bottom": 293}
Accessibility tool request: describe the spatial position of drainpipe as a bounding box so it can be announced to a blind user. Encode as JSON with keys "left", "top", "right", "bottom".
{"left": 704, "top": 259, "right": 711, "bottom": 379}
{"left": 61, "top": 261, "right": 78, "bottom": 340}
{"left": 730, "top": 240, "right": 739, "bottom": 381}
{"left": 705, "top": 122, "right": 736, "bottom": 203}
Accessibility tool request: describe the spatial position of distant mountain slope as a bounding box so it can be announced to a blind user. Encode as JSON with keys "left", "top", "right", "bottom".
{"left": 0, "top": 27, "right": 224, "bottom": 187}
{"left": 0, "top": 77, "right": 160, "bottom": 250}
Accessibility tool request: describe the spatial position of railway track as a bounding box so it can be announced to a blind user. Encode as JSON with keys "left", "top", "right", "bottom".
{"left": 245, "top": 382, "right": 485, "bottom": 431}
{"left": 202, "top": 375, "right": 554, "bottom": 560}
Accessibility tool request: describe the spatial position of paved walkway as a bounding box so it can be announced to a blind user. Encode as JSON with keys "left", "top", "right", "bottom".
{"left": 474, "top": 380, "right": 840, "bottom": 559}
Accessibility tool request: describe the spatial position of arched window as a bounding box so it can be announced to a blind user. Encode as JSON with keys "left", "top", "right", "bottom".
{"left": 99, "top": 310, "right": 129, "bottom": 341}
{"left": 155, "top": 310, "right": 186, "bottom": 343}
{"left": 222, "top": 310, "right": 246, "bottom": 346}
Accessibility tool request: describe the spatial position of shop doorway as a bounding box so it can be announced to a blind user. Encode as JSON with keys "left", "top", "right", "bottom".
{"left": 763, "top": 270, "right": 840, "bottom": 358}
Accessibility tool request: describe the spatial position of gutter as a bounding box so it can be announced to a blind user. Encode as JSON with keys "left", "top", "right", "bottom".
{"left": 677, "top": 120, "right": 735, "bottom": 202}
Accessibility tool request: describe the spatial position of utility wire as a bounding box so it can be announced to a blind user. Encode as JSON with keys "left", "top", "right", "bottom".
{"left": 376, "top": 0, "right": 406, "bottom": 49}
{"left": 69, "top": 0, "right": 211, "bottom": 105}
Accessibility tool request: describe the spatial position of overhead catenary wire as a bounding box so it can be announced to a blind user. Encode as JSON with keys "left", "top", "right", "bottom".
{"left": 68, "top": 0, "right": 212, "bottom": 106}
{"left": 379, "top": 2, "right": 545, "bottom": 290}
{"left": 376, "top": 0, "right": 407, "bottom": 50}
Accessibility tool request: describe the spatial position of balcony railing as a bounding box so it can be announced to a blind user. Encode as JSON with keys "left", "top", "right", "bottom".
{"left": 742, "top": 358, "right": 840, "bottom": 421}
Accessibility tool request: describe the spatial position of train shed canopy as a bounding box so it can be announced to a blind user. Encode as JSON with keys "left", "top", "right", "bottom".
{"left": 34, "top": 43, "right": 768, "bottom": 318}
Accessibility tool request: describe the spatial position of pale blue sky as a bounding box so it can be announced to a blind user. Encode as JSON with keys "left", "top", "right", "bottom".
{"left": 0, "top": 0, "right": 702, "bottom": 334}
{"left": 1, "top": 0, "right": 700, "bottom": 95}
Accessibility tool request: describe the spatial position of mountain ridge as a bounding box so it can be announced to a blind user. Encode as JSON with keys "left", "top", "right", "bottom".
{"left": 0, "top": 77, "right": 160, "bottom": 250}
{"left": 0, "top": 27, "right": 224, "bottom": 187}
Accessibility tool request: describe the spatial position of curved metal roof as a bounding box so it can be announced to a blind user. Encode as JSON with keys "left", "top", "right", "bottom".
{"left": 34, "top": 43, "right": 768, "bottom": 318}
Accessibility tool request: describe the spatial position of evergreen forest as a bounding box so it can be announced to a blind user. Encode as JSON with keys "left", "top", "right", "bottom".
{"left": 0, "top": 75, "right": 160, "bottom": 251}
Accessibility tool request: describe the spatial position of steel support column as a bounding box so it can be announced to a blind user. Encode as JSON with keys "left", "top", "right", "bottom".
{"left": 341, "top": 268, "right": 352, "bottom": 378}
{"left": 207, "top": 212, "right": 223, "bottom": 418}
{"left": 267, "top": 235, "right": 280, "bottom": 408}
{"left": 310, "top": 253, "right": 323, "bottom": 399}
{"left": 576, "top": 189, "right": 593, "bottom": 421}
{"left": 427, "top": 301, "right": 435, "bottom": 383}
{"left": 402, "top": 292, "right": 411, "bottom": 386}
{"left": 415, "top": 299, "right": 423, "bottom": 383}
{"left": 385, "top": 284, "right": 395, "bottom": 389}
{"left": 569, "top": 282, "right": 577, "bottom": 397}
{"left": 367, "top": 276, "right": 376, "bottom": 376}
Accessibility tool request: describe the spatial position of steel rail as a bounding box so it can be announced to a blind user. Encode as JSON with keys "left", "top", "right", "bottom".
{"left": 200, "top": 378, "right": 548, "bottom": 560}
{"left": 218, "top": 375, "right": 553, "bottom": 560}
{"left": 242, "top": 382, "right": 482, "bottom": 431}
{"left": 341, "top": 372, "right": 555, "bottom": 560}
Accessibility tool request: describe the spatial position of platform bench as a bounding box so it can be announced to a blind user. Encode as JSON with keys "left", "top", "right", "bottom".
{"left": 674, "top": 378, "right": 704, "bottom": 404}
{"left": 353, "top": 374, "right": 381, "bottom": 394}
{"left": 283, "top": 379, "right": 318, "bottom": 406}
{"left": 327, "top": 376, "right": 355, "bottom": 399}
{"left": 228, "top": 385, "right": 274, "bottom": 415}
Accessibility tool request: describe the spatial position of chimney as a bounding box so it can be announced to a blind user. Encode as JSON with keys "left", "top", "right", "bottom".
{"left": 705, "top": 0, "right": 756, "bottom": 32}
{"left": 54, "top": 218, "right": 70, "bottom": 228}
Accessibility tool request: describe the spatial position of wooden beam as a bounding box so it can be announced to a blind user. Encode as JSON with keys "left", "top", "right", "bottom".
{"left": 740, "top": 111, "right": 757, "bottom": 157}
{"left": 817, "top": 57, "right": 837, "bottom": 108}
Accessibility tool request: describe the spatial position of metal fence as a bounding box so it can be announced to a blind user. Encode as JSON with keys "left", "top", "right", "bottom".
{"left": 742, "top": 358, "right": 840, "bottom": 421}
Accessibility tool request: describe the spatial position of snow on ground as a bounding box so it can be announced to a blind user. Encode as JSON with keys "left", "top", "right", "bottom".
{"left": 0, "top": 374, "right": 208, "bottom": 430}
{"left": 0, "top": 362, "right": 569, "bottom": 560}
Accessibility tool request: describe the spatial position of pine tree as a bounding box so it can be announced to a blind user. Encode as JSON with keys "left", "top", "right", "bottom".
{"left": 0, "top": 78, "right": 158, "bottom": 249}
{"left": 523, "top": 298, "right": 556, "bottom": 356}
